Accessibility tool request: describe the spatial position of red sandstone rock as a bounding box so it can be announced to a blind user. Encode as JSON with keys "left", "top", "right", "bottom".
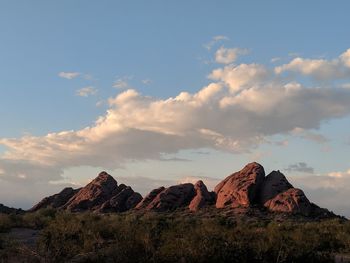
{"left": 264, "top": 188, "right": 312, "bottom": 215}
{"left": 189, "top": 180, "right": 215, "bottom": 211}
{"left": 62, "top": 171, "right": 119, "bottom": 212}
{"left": 142, "top": 183, "right": 195, "bottom": 212}
{"left": 259, "top": 170, "right": 293, "bottom": 204}
{"left": 30, "top": 187, "right": 80, "bottom": 212}
{"left": 215, "top": 162, "right": 265, "bottom": 208}
{"left": 135, "top": 187, "right": 165, "bottom": 209}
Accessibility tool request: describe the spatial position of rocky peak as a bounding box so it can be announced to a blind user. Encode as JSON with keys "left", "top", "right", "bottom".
{"left": 215, "top": 162, "right": 265, "bottom": 208}
{"left": 61, "top": 172, "right": 119, "bottom": 212}
{"left": 259, "top": 170, "right": 293, "bottom": 204}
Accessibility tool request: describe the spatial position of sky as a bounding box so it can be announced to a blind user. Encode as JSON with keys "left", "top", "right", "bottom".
{"left": 0, "top": 1, "right": 350, "bottom": 216}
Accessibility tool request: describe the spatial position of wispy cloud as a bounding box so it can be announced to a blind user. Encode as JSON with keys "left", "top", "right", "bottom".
{"left": 112, "top": 76, "right": 133, "bottom": 89}
{"left": 285, "top": 162, "right": 314, "bottom": 174}
{"left": 58, "top": 71, "right": 80, "bottom": 79}
{"left": 291, "top": 128, "right": 329, "bottom": 144}
{"left": 76, "top": 86, "right": 98, "bottom": 97}
{"left": 142, "top": 79, "right": 152, "bottom": 85}
{"left": 204, "top": 35, "right": 229, "bottom": 50}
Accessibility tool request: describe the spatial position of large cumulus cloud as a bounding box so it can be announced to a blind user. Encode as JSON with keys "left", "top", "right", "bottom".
{"left": 1, "top": 48, "right": 350, "bottom": 191}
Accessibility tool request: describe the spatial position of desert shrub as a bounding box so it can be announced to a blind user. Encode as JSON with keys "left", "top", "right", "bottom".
{"left": 32, "top": 212, "right": 350, "bottom": 263}
{"left": 22, "top": 208, "right": 57, "bottom": 229}
{"left": 0, "top": 214, "right": 12, "bottom": 233}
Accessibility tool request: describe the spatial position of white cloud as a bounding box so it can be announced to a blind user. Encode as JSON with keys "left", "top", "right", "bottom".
{"left": 58, "top": 72, "right": 80, "bottom": 79}
{"left": 76, "top": 86, "right": 98, "bottom": 97}
{"left": 214, "top": 46, "right": 247, "bottom": 64}
{"left": 289, "top": 169, "right": 350, "bottom": 217}
{"left": 208, "top": 63, "right": 269, "bottom": 93}
{"left": 328, "top": 169, "right": 350, "bottom": 178}
{"left": 1, "top": 48, "right": 350, "bottom": 197}
{"left": 291, "top": 127, "right": 329, "bottom": 144}
{"left": 113, "top": 76, "right": 133, "bottom": 89}
{"left": 275, "top": 48, "right": 350, "bottom": 81}
{"left": 270, "top": 57, "right": 281, "bottom": 63}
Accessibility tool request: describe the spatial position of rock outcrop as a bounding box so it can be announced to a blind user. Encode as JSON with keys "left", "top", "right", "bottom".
{"left": 138, "top": 184, "right": 196, "bottom": 212}
{"left": 62, "top": 172, "right": 119, "bottom": 212}
{"left": 0, "top": 204, "right": 24, "bottom": 214}
{"left": 215, "top": 162, "right": 265, "bottom": 208}
{"left": 189, "top": 180, "right": 215, "bottom": 211}
{"left": 28, "top": 163, "right": 338, "bottom": 218}
{"left": 98, "top": 185, "right": 142, "bottom": 213}
{"left": 29, "top": 187, "right": 80, "bottom": 212}
{"left": 264, "top": 188, "right": 312, "bottom": 215}
{"left": 259, "top": 171, "right": 293, "bottom": 204}
{"left": 31, "top": 171, "right": 142, "bottom": 213}
{"left": 135, "top": 187, "right": 165, "bottom": 209}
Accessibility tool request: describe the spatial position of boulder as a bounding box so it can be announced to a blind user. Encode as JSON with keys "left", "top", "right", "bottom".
{"left": 142, "top": 184, "right": 195, "bottom": 212}
{"left": 215, "top": 162, "right": 265, "bottom": 208}
{"left": 259, "top": 171, "right": 293, "bottom": 204}
{"left": 264, "top": 188, "right": 312, "bottom": 215}
{"left": 30, "top": 187, "right": 80, "bottom": 212}
{"left": 189, "top": 180, "right": 215, "bottom": 211}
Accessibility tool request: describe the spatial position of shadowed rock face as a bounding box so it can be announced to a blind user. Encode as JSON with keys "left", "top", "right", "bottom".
{"left": 264, "top": 188, "right": 312, "bottom": 215}
{"left": 215, "top": 162, "right": 265, "bottom": 208}
{"left": 62, "top": 171, "right": 119, "bottom": 212}
{"left": 135, "top": 187, "right": 165, "bottom": 209}
{"left": 0, "top": 204, "right": 24, "bottom": 214}
{"left": 141, "top": 184, "right": 196, "bottom": 212}
{"left": 29, "top": 187, "right": 80, "bottom": 212}
{"left": 98, "top": 185, "right": 142, "bottom": 213}
{"left": 30, "top": 171, "right": 142, "bottom": 213}
{"left": 189, "top": 180, "right": 215, "bottom": 211}
{"left": 259, "top": 171, "right": 293, "bottom": 204}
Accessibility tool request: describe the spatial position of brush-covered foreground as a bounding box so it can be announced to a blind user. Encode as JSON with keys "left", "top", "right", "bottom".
{"left": 0, "top": 208, "right": 349, "bottom": 263}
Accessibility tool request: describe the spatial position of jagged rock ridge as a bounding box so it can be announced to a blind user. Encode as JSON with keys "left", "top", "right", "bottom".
{"left": 30, "top": 171, "right": 142, "bottom": 213}
{"left": 30, "top": 187, "right": 80, "bottom": 212}
{"left": 27, "top": 163, "right": 338, "bottom": 219}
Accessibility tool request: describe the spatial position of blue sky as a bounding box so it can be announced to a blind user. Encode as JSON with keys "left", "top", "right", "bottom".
{"left": 0, "top": 1, "right": 350, "bottom": 216}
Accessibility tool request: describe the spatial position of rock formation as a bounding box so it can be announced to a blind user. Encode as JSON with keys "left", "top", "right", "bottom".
{"left": 135, "top": 187, "right": 165, "bottom": 209}
{"left": 138, "top": 183, "right": 196, "bottom": 212}
{"left": 31, "top": 171, "right": 142, "bottom": 213}
{"left": 28, "top": 163, "right": 338, "bottom": 218}
{"left": 215, "top": 162, "right": 265, "bottom": 208}
{"left": 214, "top": 164, "right": 321, "bottom": 216}
{"left": 259, "top": 170, "right": 293, "bottom": 204}
{"left": 98, "top": 185, "right": 142, "bottom": 213}
{"left": 30, "top": 187, "right": 80, "bottom": 212}
{"left": 62, "top": 172, "right": 119, "bottom": 212}
{"left": 264, "top": 188, "right": 312, "bottom": 215}
{"left": 0, "top": 204, "right": 24, "bottom": 214}
{"left": 189, "top": 180, "right": 215, "bottom": 211}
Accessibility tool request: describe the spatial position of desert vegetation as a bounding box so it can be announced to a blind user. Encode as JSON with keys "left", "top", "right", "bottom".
{"left": 0, "top": 208, "right": 349, "bottom": 262}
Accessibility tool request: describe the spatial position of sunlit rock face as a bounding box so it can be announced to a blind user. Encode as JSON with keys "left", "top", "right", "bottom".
{"left": 215, "top": 162, "right": 265, "bottom": 208}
